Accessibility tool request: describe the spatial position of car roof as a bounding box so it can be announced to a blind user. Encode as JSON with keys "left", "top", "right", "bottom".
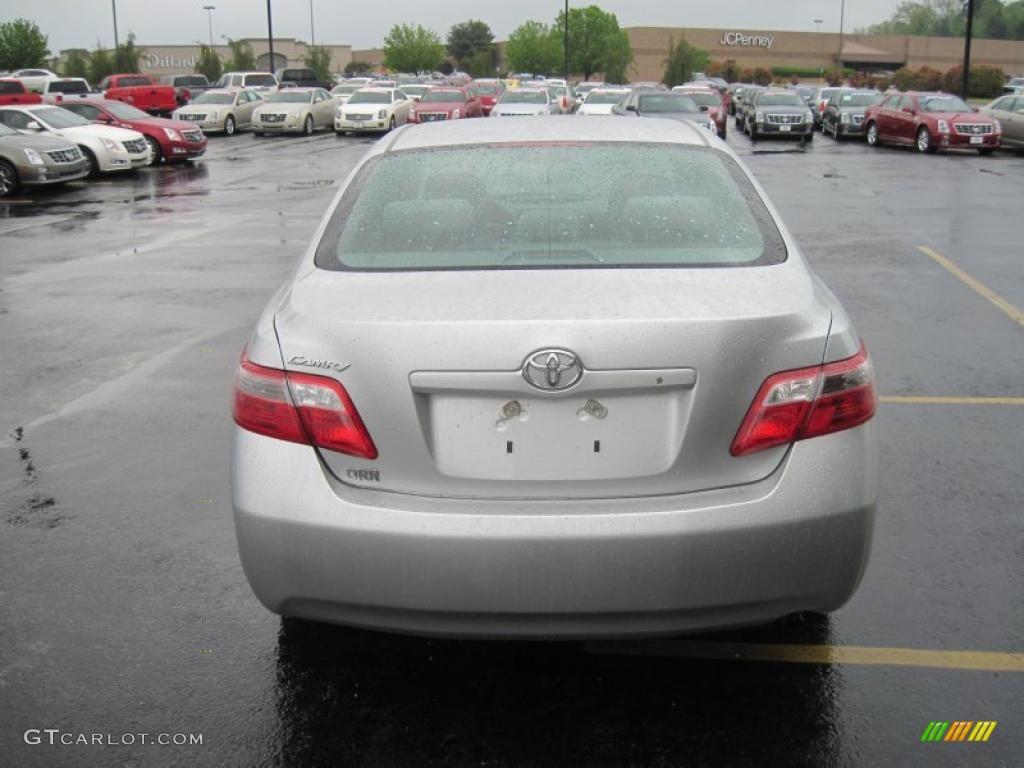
{"left": 357, "top": 87, "right": 396, "bottom": 94}
{"left": 382, "top": 116, "right": 714, "bottom": 155}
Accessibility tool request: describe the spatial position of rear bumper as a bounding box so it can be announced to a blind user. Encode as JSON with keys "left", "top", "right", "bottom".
{"left": 232, "top": 423, "right": 878, "bottom": 638}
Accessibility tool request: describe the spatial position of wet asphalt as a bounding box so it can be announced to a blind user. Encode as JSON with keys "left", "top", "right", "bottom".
{"left": 0, "top": 124, "right": 1022, "bottom": 768}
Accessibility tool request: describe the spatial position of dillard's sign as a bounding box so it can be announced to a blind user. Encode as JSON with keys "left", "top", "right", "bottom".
{"left": 719, "top": 32, "right": 774, "bottom": 49}
{"left": 144, "top": 53, "right": 199, "bottom": 69}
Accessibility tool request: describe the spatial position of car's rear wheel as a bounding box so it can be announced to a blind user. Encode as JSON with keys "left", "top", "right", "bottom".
{"left": 303, "top": 115, "right": 314, "bottom": 135}
{"left": 916, "top": 126, "right": 935, "bottom": 154}
{"left": 224, "top": 115, "right": 236, "bottom": 136}
{"left": 80, "top": 146, "right": 99, "bottom": 177}
{"left": 144, "top": 135, "right": 162, "bottom": 166}
{"left": 866, "top": 122, "right": 880, "bottom": 147}
{"left": 0, "top": 160, "right": 19, "bottom": 198}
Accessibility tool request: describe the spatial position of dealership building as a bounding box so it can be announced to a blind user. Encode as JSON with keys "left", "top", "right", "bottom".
{"left": 52, "top": 26, "right": 1023, "bottom": 82}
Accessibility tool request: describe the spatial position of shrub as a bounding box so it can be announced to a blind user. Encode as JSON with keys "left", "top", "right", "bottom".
{"left": 751, "top": 67, "right": 772, "bottom": 86}
{"left": 943, "top": 64, "right": 1005, "bottom": 98}
{"left": 825, "top": 68, "right": 846, "bottom": 86}
{"left": 915, "top": 66, "right": 943, "bottom": 90}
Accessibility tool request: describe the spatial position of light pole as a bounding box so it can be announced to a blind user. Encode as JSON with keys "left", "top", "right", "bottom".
{"left": 837, "top": 0, "right": 846, "bottom": 68}
{"left": 111, "top": 0, "right": 120, "bottom": 50}
{"left": 962, "top": 0, "right": 976, "bottom": 99}
{"left": 266, "top": 0, "right": 276, "bottom": 74}
{"left": 563, "top": 0, "right": 569, "bottom": 81}
{"left": 310, "top": 0, "right": 315, "bottom": 47}
{"left": 814, "top": 19, "right": 823, "bottom": 34}
{"left": 203, "top": 5, "right": 215, "bottom": 50}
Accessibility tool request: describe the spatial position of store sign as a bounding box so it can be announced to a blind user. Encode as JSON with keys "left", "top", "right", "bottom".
{"left": 144, "top": 53, "right": 199, "bottom": 69}
{"left": 719, "top": 32, "right": 774, "bottom": 49}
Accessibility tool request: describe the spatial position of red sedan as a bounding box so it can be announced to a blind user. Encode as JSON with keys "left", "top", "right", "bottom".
{"left": 673, "top": 87, "right": 728, "bottom": 140}
{"left": 864, "top": 91, "right": 1001, "bottom": 154}
{"left": 60, "top": 99, "right": 206, "bottom": 164}
{"left": 468, "top": 81, "right": 504, "bottom": 115}
{"left": 409, "top": 88, "right": 484, "bottom": 123}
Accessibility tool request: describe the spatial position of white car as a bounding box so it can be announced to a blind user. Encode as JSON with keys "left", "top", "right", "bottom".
{"left": 0, "top": 104, "right": 150, "bottom": 175}
{"left": 329, "top": 83, "right": 364, "bottom": 106}
{"left": 173, "top": 89, "right": 263, "bottom": 135}
{"left": 490, "top": 88, "right": 559, "bottom": 117}
{"left": 334, "top": 88, "right": 412, "bottom": 134}
{"left": 12, "top": 68, "right": 57, "bottom": 93}
{"left": 213, "top": 71, "right": 279, "bottom": 95}
{"left": 577, "top": 88, "right": 631, "bottom": 115}
{"left": 253, "top": 88, "right": 336, "bottom": 135}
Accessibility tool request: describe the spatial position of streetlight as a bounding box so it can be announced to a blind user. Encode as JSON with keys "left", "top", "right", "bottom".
{"left": 203, "top": 5, "right": 215, "bottom": 50}
{"left": 266, "top": 0, "right": 276, "bottom": 74}
{"left": 814, "top": 19, "right": 824, "bottom": 34}
{"left": 837, "top": 0, "right": 846, "bottom": 68}
{"left": 309, "top": 0, "right": 315, "bottom": 47}
{"left": 564, "top": 0, "right": 569, "bottom": 81}
{"left": 962, "top": 0, "right": 976, "bottom": 99}
{"left": 111, "top": 0, "right": 120, "bottom": 49}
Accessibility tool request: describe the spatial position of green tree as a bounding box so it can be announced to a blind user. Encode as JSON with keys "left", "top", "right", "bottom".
{"left": 0, "top": 18, "right": 50, "bottom": 70}
{"left": 447, "top": 20, "right": 495, "bottom": 70}
{"left": 88, "top": 44, "right": 115, "bottom": 84}
{"left": 344, "top": 60, "right": 373, "bottom": 75}
{"left": 708, "top": 58, "right": 741, "bottom": 82}
{"left": 504, "top": 21, "right": 561, "bottom": 76}
{"left": 660, "top": 36, "right": 710, "bottom": 87}
{"left": 462, "top": 49, "right": 497, "bottom": 78}
{"left": 224, "top": 38, "right": 256, "bottom": 71}
{"left": 62, "top": 49, "right": 91, "bottom": 80}
{"left": 113, "top": 32, "right": 141, "bottom": 72}
{"left": 554, "top": 5, "right": 633, "bottom": 81}
{"left": 383, "top": 24, "right": 445, "bottom": 73}
{"left": 195, "top": 45, "right": 222, "bottom": 82}
{"left": 304, "top": 45, "right": 333, "bottom": 80}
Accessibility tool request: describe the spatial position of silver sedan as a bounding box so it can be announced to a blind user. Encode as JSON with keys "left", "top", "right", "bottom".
{"left": 232, "top": 117, "right": 879, "bottom": 639}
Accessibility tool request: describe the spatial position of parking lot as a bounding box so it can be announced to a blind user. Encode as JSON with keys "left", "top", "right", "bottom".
{"left": 1, "top": 126, "right": 1022, "bottom": 767}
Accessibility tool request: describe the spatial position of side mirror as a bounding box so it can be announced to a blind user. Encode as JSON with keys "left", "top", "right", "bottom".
{"left": 625, "top": 104, "right": 637, "bottom": 112}
{"left": 25, "top": 120, "right": 43, "bottom": 131}
{"left": 971, "top": 106, "right": 980, "bottom": 113}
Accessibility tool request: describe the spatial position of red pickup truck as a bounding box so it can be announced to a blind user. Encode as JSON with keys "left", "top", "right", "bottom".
{"left": 0, "top": 78, "right": 43, "bottom": 106}
{"left": 99, "top": 74, "right": 178, "bottom": 116}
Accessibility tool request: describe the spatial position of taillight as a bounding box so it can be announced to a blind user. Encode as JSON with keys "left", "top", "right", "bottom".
{"left": 233, "top": 354, "right": 378, "bottom": 459}
{"left": 730, "top": 344, "right": 876, "bottom": 456}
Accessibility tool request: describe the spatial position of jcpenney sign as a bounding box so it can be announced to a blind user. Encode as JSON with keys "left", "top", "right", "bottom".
{"left": 719, "top": 32, "right": 774, "bottom": 49}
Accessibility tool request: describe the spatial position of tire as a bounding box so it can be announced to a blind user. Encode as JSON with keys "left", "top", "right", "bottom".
{"left": 805, "top": 131, "right": 814, "bottom": 142}
{"left": 144, "top": 135, "right": 162, "bottom": 166}
{"left": 831, "top": 120, "right": 841, "bottom": 140}
{"left": 748, "top": 122, "right": 757, "bottom": 140}
{"left": 224, "top": 115, "right": 236, "bottom": 136}
{"left": 303, "top": 115, "right": 314, "bottom": 136}
{"left": 80, "top": 146, "right": 99, "bottom": 177}
{"left": 916, "top": 126, "right": 935, "bottom": 154}
{"left": 387, "top": 116, "right": 396, "bottom": 132}
{"left": 978, "top": 148, "right": 994, "bottom": 156}
{"left": 0, "top": 159, "right": 18, "bottom": 198}
{"left": 718, "top": 128, "right": 727, "bottom": 141}
{"left": 335, "top": 130, "right": 346, "bottom": 137}
{"left": 866, "top": 122, "right": 880, "bottom": 147}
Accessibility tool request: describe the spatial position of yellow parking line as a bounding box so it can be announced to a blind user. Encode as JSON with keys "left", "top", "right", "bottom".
{"left": 1, "top": 199, "right": 33, "bottom": 204}
{"left": 586, "top": 640, "right": 1024, "bottom": 672}
{"left": 880, "top": 395, "right": 1024, "bottom": 405}
{"left": 918, "top": 245, "right": 1024, "bottom": 326}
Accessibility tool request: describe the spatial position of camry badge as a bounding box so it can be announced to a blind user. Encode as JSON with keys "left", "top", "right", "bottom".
{"left": 522, "top": 349, "right": 583, "bottom": 391}
{"left": 288, "top": 355, "right": 351, "bottom": 373}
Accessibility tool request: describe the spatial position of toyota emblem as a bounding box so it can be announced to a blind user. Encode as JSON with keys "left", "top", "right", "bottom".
{"left": 522, "top": 349, "right": 583, "bottom": 391}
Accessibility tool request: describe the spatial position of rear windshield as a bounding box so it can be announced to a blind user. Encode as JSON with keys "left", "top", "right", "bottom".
{"left": 348, "top": 91, "right": 390, "bottom": 104}
{"left": 174, "top": 76, "right": 207, "bottom": 86}
{"left": 470, "top": 85, "right": 498, "bottom": 95}
{"left": 502, "top": 91, "right": 546, "bottom": 104}
{"left": 315, "top": 143, "right": 786, "bottom": 271}
{"left": 680, "top": 92, "right": 721, "bottom": 107}
{"left": 758, "top": 93, "right": 805, "bottom": 107}
{"left": 244, "top": 75, "right": 277, "bottom": 87}
{"left": 268, "top": 91, "right": 312, "bottom": 103}
{"left": 585, "top": 91, "right": 626, "bottom": 104}
{"left": 48, "top": 80, "right": 90, "bottom": 94}
{"left": 639, "top": 95, "right": 700, "bottom": 113}
{"left": 193, "top": 92, "right": 234, "bottom": 104}
{"left": 838, "top": 92, "right": 880, "bottom": 107}
{"left": 116, "top": 76, "right": 152, "bottom": 87}
{"left": 421, "top": 90, "right": 463, "bottom": 103}
{"left": 0, "top": 81, "right": 26, "bottom": 94}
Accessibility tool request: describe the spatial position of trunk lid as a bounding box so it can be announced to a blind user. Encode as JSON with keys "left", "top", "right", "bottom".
{"left": 275, "top": 265, "right": 831, "bottom": 499}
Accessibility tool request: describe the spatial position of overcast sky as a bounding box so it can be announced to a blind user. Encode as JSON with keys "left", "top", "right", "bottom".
{"left": 9, "top": 0, "right": 904, "bottom": 53}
